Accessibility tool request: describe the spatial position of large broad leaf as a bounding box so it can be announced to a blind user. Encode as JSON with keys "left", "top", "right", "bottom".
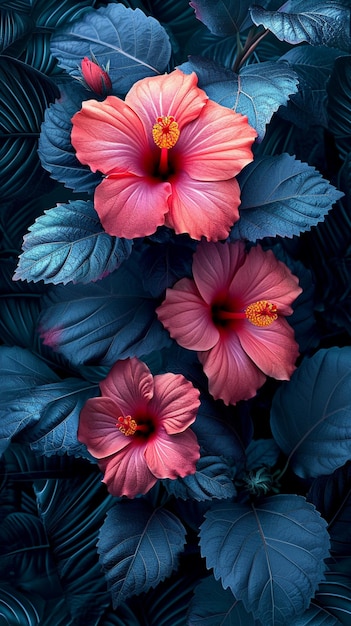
{"left": 0, "top": 346, "right": 59, "bottom": 392}
{"left": 39, "top": 250, "right": 171, "bottom": 368}
{"left": 0, "top": 56, "right": 58, "bottom": 199}
{"left": 250, "top": 1, "right": 351, "bottom": 51}
{"left": 97, "top": 499, "right": 186, "bottom": 607}
{"left": 229, "top": 153, "right": 343, "bottom": 241}
{"left": 14, "top": 200, "right": 133, "bottom": 286}
{"left": 189, "top": 0, "right": 260, "bottom": 35}
{"left": 271, "top": 347, "right": 351, "bottom": 479}
{"left": 180, "top": 57, "right": 298, "bottom": 142}
{"left": 327, "top": 55, "right": 351, "bottom": 160}
{"left": 307, "top": 462, "right": 351, "bottom": 557}
{"left": 163, "top": 455, "right": 236, "bottom": 501}
{"left": 34, "top": 473, "right": 114, "bottom": 625}
{"left": 50, "top": 4, "right": 171, "bottom": 95}
{"left": 38, "top": 81, "right": 102, "bottom": 192}
{"left": 189, "top": 575, "right": 259, "bottom": 625}
{"left": 200, "top": 495, "right": 330, "bottom": 626}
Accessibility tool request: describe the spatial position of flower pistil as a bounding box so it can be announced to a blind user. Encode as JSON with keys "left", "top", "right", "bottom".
{"left": 214, "top": 300, "right": 278, "bottom": 327}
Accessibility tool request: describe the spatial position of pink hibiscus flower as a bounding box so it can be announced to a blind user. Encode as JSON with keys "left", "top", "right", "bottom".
{"left": 156, "top": 241, "right": 302, "bottom": 405}
{"left": 78, "top": 357, "right": 200, "bottom": 498}
{"left": 71, "top": 69, "right": 257, "bottom": 241}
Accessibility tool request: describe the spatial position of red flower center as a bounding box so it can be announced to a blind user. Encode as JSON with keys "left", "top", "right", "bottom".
{"left": 117, "top": 414, "right": 156, "bottom": 440}
{"left": 212, "top": 297, "right": 278, "bottom": 329}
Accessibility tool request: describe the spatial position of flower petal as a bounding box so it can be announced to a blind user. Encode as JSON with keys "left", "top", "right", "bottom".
{"left": 238, "top": 317, "right": 299, "bottom": 380}
{"left": 192, "top": 240, "right": 246, "bottom": 304}
{"left": 149, "top": 373, "right": 200, "bottom": 434}
{"left": 178, "top": 101, "right": 257, "bottom": 181}
{"left": 78, "top": 397, "right": 131, "bottom": 458}
{"left": 167, "top": 171, "right": 241, "bottom": 241}
{"left": 156, "top": 278, "right": 220, "bottom": 351}
{"left": 230, "top": 246, "right": 302, "bottom": 314}
{"left": 71, "top": 96, "right": 148, "bottom": 176}
{"left": 99, "top": 445, "right": 156, "bottom": 497}
{"left": 199, "top": 334, "right": 266, "bottom": 405}
{"left": 126, "top": 70, "right": 208, "bottom": 137}
{"left": 100, "top": 358, "right": 154, "bottom": 417}
{"left": 94, "top": 174, "right": 171, "bottom": 238}
{"left": 144, "top": 427, "right": 200, "bottom": 479}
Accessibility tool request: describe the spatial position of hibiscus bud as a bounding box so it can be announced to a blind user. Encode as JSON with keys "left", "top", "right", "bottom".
{"left": 81, "top": 56, "right": 112, "bottom": 95}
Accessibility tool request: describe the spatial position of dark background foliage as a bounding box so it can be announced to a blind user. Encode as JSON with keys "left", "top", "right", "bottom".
{"left": 1, "top": 0, "right": 351, "bottom": 624}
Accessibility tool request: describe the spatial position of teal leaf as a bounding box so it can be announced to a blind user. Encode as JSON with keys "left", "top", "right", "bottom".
{"left": 50, "top": 4, "right": 171, "bottom": 95}
{"left": 290, "top": 603, "right": 339, "bottom": 625}
{"left": 250, "top": 1, "right": 351, "bottom": 51}
{"left": 200, "top": 496, "right": 330, "bottom": 626}
{"left": 23, "top": 378, "right": 99, "bottom": 458}
{"left": 34, "top": 473, "right": 114, "bottom": 625}
{"left": 245, "top": 438, "right": 281, "bottom": 471}
{"left": 0, "top": 585, "right": 45, "bottom": 625}
{"left": 14, "top": 200, "right": 133, "bottom": 285}
{"left": 0, "top": 8, "right": 33, "bottom": 53}
{"left": 230, "top": 153, "right": 343, "bottom": 241}
{"left": 313, "top": 568, "right": 351, "bottom": 625}
{"left": 271, "top": 347, "right": 351, "bottom": 479}
{"left": 31, "top": 0, "right": 95, "bottom": 29}
{"left": 181, "top": 58, "right": 298, "bottom": 142}
{"left": 327, "top": 55, "right": 351, "bottom": 160}
{"left": 38, "top": 81, "right": 102, "bottom": 192}
{"left": 163, "top": 455, "right": 236, "bottom": 501}
{"left": 39, "top": 250, "right": 171, "bottom": 367}
{"left": 0, "top": 56, "right": 58, "bottom": 200}
{"left": 189, "top": 0, "right": 259, "bottom": 35}
{"left": 97, "top": 499, "right": 186, "bottom": 607}
{"left": 189, "top": 575, "right": 259, "bottom": 625}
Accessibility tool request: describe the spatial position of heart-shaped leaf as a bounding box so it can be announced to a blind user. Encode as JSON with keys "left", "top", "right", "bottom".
{"left": 188, "top": 575, "right": 259, "bottom": 625}
{"left": 97, "top": 499, "right": 186, "bottom": 607}
{"left": 200, "top": 495, "right": 330, "bottom": 625}
{"left": 50, "top": 4, "right": 171, "bottom": 95}
{"left": 14, "top": 200, "right": 133, "bottom": 285}
{"left": 271, "top": 347, "right": 351, "bottom": 478}
{"left": 230, "top": 153, "right": 343, "bottom": 241}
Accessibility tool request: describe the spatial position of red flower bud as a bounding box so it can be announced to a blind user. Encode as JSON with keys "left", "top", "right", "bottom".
{"left": 81, "top": 56, "right": 112, "bottom": 95}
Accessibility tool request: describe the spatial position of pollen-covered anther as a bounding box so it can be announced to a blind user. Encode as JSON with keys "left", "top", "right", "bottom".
{"left": 117, "top": 415, "right": 137, "bottom": 436}
{"left": 245, "top": 300, "right": 278, "bottom": 327}
{"left": 152, "top": 116, "right": 180, "bottom": 149}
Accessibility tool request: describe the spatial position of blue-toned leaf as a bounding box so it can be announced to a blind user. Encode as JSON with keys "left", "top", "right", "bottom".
{"left": 250, "top": 1, "right": 351, "bottom": 51}
{"left": 245, "top": 438, "right": 281, "bottom": 471}
{"left": 38, "top": 81, "right": 102, "bottom": 192}
{"left": 189, "top": 575, "right": 259, "bottom": 626}
{"left": 189, "top": 0, "right": 259, "bottom": 35}
{"left": 14, "top": 200, "right": 133, "bottom": 285}
{"left": 290, "top": 603, "right": 339, "bottom": 625}
{"left": 31, "top": 0, "right": 94, "bottom": 28}
{"left": 230, "top": 154, "right": 343, "bottom": 241}
{"left": 181, "top": 57, "right": 298, "bottom": 142}
{"left": 23, "top": 378, "right": 98, "bottom": 458}
{"left": 200, "top": 496, "right": 330, "bottom": 626}
{"left": 307, "top": 462, "right": 351, "bottom": 557}
{"left": 163, "top": 455, "right": 236, "bottom": 501}
{"left": 327, "top": 55, "right": 351, "bottom": 160}
{"left": 0, "top": 56, "right": 59, "bottom": 200}
{"left": 271, "top": 347, "right": 351, "bottom": 479}
{"left": 0, "top": 585, "right": 45, "bottom": 625}
{"left": 51, "top": 4, "right": 171, "bottom": 95}
{"left": 0, "top": 346, "right": 59, "bottom": 392}
{"left": 139, "top": 233, "right": 195, "bottom": 297}
{"left": 34, "top": 473, "right": 113, "bottom": 625}
{"left": 278, "top": 46, "right": 346, "bottom": 129}
{"left": 312, "top": 569, "right": 351, "bottom": 625}
{"left": 39, "top": 250, "right": 171, "bottom": 367}
{"left": 97, "top": 499, "right": 186, "bottom": 607}
{"left": 0, "top": 9, "right": 33, "bottom": 53}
